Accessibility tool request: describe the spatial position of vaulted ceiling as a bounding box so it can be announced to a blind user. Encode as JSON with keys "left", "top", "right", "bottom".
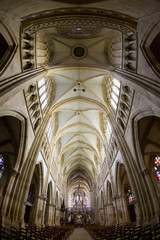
{"left": 1, "top": 0, "right": 160, "bottom": 197}
{"left": 49, "top": 68, "right": 108, "bottom": 197}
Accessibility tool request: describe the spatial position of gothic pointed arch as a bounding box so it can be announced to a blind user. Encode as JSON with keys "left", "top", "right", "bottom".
{"left": 141, "top": 21, "right": 160, "bottom": 77}
{"left": 132, "top": 110, "right": 160, "bottom": 222}
{"left": 115, "top": 162, "right": 136, "bottom": 223}
{"left": 24, "top": 162, "right": 44, "bottom": 225}
{"left": 0, "top": 22, "right": 17, "bottom": 75}
{"left": 0, "top": 113, "right": 26, "bottom": 217}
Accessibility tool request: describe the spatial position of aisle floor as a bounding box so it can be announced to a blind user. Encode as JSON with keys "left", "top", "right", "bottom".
{"left": 67, "top": 227, "right": 93, "bottom": 240}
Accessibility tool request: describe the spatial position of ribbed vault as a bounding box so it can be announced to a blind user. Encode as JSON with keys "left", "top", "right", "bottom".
{"left": 48, "top": 68, "right": 109, "bottom": 194}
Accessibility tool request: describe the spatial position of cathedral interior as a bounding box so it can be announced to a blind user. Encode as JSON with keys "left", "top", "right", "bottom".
{"left": 0, "top": 0, "right": 160, "bottom": 239}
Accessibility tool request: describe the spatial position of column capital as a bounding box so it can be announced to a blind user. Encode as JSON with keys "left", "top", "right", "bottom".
{"left": 12, "top": 169, "right": 21, "bottom": 177}
{"left": 141, "top": 168, "right": 150, "bottom": 177}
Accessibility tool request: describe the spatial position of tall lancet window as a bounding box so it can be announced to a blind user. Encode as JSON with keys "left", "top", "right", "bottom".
{"left": 38, "top": 78, "right": 48, "bottom": 110}
{"left": 103, "top": 114, "right": 112, "bottom": 144}
{"left": 106, "top": 77, "right": 120, "bottom": 111}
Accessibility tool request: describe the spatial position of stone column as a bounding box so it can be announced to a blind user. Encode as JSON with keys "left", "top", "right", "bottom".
{"left": 31, "top": 195, "right": 44, "bottom": 226}
{"left": 1, "top": 170, "right": 21, "bottom": 227}
{"left": 106, "top": 202, "right": 116, "bottom": 225}
{"left": 45, "top": 203, "right": 55, "bottom": 226}
{"left": 95, "top": 209, "right": 99, "bottom": 224}
{"left": 65, "top": 189, "right": 69, "bottom": 208}
{"left": 55, "top": 207, "right": 61, "bottom": 225}
{"left": 89, "top": 189, "right": 94, "bottom": 210}
{"left": 140, "top": 168, "right": 160, "bottom": 225}
{"left": 104, "top": 205, "right": 108, "bottom": 226}
{"left": 113, "top": 194, "right": 128, "bottom": 225}
{"left": 99, "top": 208, "right": 105, "bottom": 225}
{"left": 121, "top": 194, "right": 130, "bottom": 223}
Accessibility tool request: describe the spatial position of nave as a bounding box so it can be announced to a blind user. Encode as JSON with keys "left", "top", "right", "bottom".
{"left": 0, "top": 0, "right": 160, "bottom": 235}
{"left": 1, "top": 223, "right": 160, "bottom": 239}
{"left": 86, "top": 223, "right": 160, "bottom": 240}
{"left": 67, "top": 228, "right": 93, "bottom": 240}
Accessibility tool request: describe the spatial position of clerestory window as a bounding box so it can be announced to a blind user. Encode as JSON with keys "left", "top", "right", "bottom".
{"left": 38, "top": 78, "right": 48, "bottom": 111}
{"left": 47, "top": 116, "right": 55, "bottom": 143}
{"left": 106, "top": 77, "right": 120, "bottom": 111}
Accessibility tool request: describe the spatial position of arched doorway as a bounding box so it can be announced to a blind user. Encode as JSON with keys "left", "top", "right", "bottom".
{"left": 24, "top": 163, "right": 43, "bottom": 226}
{"left": 116, "top": 163, "right": 136, "bottom": 223}
{"left": 138, "top": 116, "right": 160, "bottom": 206}
{"left": 0, "top": 116, "right": 22, "bottom": 217}
{"left": 125, "top": 187, "right": 136, "bottom": 223}
{"left": 24, "top": 184, "right": 35, "bottom": 224}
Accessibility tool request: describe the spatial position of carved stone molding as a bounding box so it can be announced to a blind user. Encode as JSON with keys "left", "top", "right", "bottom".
{"left": 21, "top": 8, "right": 136, "bottom": 24}
{"left": 21, "top": 8, "right": 136, "bottom": 37}
{"left": 25, "top": 19, "right": 134, "bottom": 36}
{"left": 0, "top": 22, "right": 17, "bottom": 75}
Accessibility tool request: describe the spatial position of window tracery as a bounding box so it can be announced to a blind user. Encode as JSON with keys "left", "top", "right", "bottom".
{"left": 47, "top": 116, "right": 55, "bottom": 143}
{"left": 38, "top": 78, "right": 48, "bottom": 110}
{"left": 38, "top": 77, "right": 54, "bottom": 111}
{"left": 117, "top": 83, "right": 134, "bottom": 132}
{"left": 21, "top": 32, "right": 35, "bottom": 71}
{"left": 24, "top": 77, "right": 55, "bottom": 133}
{"left": 106, "top": 77, "right": 120, "bottom": 111}
{"left": 123, "top": 33, "right": 137, "bottom": 72}
{"left": 103, "top": 114, "right": 112, "bottom": 144}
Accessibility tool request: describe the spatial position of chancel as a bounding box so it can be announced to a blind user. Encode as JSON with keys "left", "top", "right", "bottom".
{"left": 0, "top": 0, "right": 160, "bottom": 239}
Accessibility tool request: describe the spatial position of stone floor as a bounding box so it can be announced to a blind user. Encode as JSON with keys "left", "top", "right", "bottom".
{"left": 67, "top": 227, "right": 93, "bottom": 240}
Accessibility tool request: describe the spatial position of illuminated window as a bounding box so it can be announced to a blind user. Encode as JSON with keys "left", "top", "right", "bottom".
{"left": 154, "top": 156, "right": 160, "bottom": 183}
{"left": 47, "top": 121, "right": 54, "bottom": 143}
{"left": 47, "top": 114, "right": 55, "bottom": 143}
{"left": 39, "top": 86, "right": 46, "bottom": 96}
{"left": 38, "top": 78, "right": 46, "bottom": 88}
{"left": 104, "top": 119, "right": 112, "bottom": 144}
{"left": 0, "top": 155, "right": 4, "bottom": 180}
{"left": 41, "top": 92, "right": 47, "bottom": 102}
{"left": 38, "top": 78, "right": 48, "bottom": 111}
{"left": 106, "top": 77, "right": 120, "bottom": 111}
{"left": 42, "top": 99, "right": 47, "bottom": 110}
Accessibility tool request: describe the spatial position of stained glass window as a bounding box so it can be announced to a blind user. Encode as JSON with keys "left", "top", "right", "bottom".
{"left": 84, "top": 193, "right": 88, "bottom": 202}
{"left": 154, "top": 156, "right": 160, "bottom": 183}
{"left": 0, "top": 155, "right": 4, "bottom": 180}
{"left": 127, "top": 189, "right": 134, "bottom": 203}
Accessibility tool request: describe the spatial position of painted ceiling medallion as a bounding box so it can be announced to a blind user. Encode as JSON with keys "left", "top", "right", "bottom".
{"left": 54, "top": 25, "right": 102, "bottom": 38}
{"left": 72, "top": 45, "right": 87, "bottom": 59}
{"left": 53, "top": 0, "right": 103, "bottom": 4}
